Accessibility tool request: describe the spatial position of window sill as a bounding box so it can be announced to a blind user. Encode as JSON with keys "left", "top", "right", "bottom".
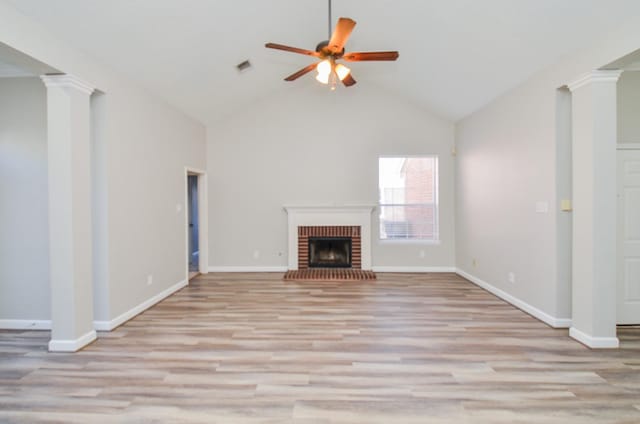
{"left": 378, "top": 239, "right": 442, "bottom": 246}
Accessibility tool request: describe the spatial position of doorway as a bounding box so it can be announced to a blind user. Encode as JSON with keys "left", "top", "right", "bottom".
{"left": 187, "top": 175, "right": 199, "bottom": 279}
{"left": 185, "top": 167, "right": 208, "bottom": 282}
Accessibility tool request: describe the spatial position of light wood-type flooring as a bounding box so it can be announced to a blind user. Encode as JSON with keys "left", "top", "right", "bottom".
{"left": 1, "top": 272, "right": 640, "bottom": 423}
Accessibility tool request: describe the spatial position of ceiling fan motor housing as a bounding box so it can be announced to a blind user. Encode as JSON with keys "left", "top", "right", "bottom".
{"left": 315, "top": 40, "right": 344, "bottom": 58}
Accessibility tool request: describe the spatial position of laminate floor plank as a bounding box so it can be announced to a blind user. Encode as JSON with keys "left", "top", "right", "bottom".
{"left": 0, "top": 272, "right": 639, "bottom": 423}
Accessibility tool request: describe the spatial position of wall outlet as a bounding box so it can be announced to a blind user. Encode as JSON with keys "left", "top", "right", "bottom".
{"left": 419, "top": 250, "right": 426, "bottom": 258}
{"left": 146, "top": 275, "right": 153, "bottom": 286}
{"left": 508, "top": 272, "right": 516, "bottom": 284}
{"left": 472, "top": 258, "right": 477, "bottom": 267}
{"left": 253, "top": 250, "right": 260, "bottom": 259}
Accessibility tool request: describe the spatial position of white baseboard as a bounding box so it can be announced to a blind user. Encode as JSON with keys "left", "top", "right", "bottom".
{"left": 208, "top": 266, "right": 288, "bottom": 273}
{"left": 93, "top": 279, "right": 188, "bottom": 332}
{"left": 552, "top": 317, "right": 573, "bottom": 327}
{"left": 456, "top": 268, "right": 571, "bottom": 329}
{"left": 48, "top": 329, "right": 97, "bottom": 352}
{"left": 372, "top": 266, "right": 456, "bottom": 273}
{"left": 207, "top": 266, "right": 456, "bottom": 273}
{"left": 0, "top": 319, "right": 52, "bottom": 330}
{"left": 570, "top": 327, "right": 619, "bottom": 349}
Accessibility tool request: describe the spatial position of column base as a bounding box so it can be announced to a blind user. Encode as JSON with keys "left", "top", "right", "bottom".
{"left": 569, "top": 326, "right": 619, "bottom": 349}
{"left": 48, "top": 330, "right": 97, "bottom": 352}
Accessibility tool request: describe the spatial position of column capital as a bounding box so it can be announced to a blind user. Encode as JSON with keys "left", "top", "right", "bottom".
{"left": 41, "top": 74, "right": 95, "bottom": 95}
{"left": 567, "top": 70, "right": 622, "bottom": 92}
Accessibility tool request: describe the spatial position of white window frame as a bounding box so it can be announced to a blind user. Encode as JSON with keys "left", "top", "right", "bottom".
{"left": 378, "top": 155, "right": 440, "bottom": 244}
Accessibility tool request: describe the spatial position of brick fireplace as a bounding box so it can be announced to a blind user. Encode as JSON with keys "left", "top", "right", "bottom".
{"left": 284, "top": 205, "right": 375, "bottom": 271}
{"left": 298, "top": 226, "right": 361, "bottom": 270}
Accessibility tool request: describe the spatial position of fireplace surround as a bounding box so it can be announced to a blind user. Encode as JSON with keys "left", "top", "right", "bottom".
{"left": 298, "top": 226, "right": 360, "bottom": 269}
{"left": 284, "top": 205, "right": 375, "bottom": 271}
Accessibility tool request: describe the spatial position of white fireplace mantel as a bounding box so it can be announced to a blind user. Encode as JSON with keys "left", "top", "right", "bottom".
{"left": 284, "top": 204, "right": 376, "bottom": 270}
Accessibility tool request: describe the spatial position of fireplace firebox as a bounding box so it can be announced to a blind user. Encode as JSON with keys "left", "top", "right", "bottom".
{"left": 308, "top": 237, "right": 352, "bottom": 268}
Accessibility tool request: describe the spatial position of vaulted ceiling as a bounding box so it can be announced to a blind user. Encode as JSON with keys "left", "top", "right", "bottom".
{"left": 5, "top": 0, "right": 640, "bottom": 124}
{"left": 0, "top": 42, "right": 58, "bottom": 78}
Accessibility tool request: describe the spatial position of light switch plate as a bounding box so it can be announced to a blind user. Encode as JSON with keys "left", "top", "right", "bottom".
{"left": 535, "top": 201, "right": 549, "bottom": 213}
{"left": 560, "top": 199, "right": 572, "bottom": 211}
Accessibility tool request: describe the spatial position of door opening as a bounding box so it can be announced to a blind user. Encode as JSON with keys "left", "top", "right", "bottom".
{"left": 187, "top": 174, "right": 199, "bottom": 280}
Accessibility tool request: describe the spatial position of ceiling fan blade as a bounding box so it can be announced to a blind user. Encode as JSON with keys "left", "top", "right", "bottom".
{"left": 265, "top": 43, "right": 320, "bottom": 57}
{"left": 284, "top": 63, "right": 318, "bottom": 81}
{"left": 342, "top": 73, "right": 357, "bottom": 87}
{"left": 343, "top": 51, "right": 399, "bottom": 61}
{"left": 328, "top": 17, "right": 356, "bottom": 54}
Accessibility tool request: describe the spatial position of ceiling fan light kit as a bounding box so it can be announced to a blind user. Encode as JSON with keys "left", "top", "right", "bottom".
{"left": 315, "top": 58, "right": 350, "bottom": 90}
{"left": 265, "top": 1, "right": 399, "bottom": 89}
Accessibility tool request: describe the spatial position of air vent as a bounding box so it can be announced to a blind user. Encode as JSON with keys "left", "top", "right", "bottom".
{"left": 236, "top": 60, "right": 252, "bottom": 72}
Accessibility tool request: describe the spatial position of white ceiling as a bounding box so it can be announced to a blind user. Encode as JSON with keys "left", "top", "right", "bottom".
{"left": 5, "top": 0, "right": 640, "bottom": 123}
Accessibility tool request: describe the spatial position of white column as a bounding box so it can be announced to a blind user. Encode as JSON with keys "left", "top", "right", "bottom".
{"left": 41, "top": 75, "right": 96, "bottom": 352}
{"left": 567, "top": 70, "right": 622, "bottom": 348}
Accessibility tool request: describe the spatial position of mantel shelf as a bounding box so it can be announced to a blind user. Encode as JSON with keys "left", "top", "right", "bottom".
{"left": 284, "top": 204, "right": 376, "bottom": 214}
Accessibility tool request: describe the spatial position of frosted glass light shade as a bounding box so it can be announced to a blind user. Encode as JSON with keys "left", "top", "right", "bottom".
{"left": 316, "top": 72, "right": 330, "bottom": 84}
{"left": 335, "top": 64, "right": 351, "bottom": 81}
{"left": 317, "top": 59, "right": 332, "bottom": 76}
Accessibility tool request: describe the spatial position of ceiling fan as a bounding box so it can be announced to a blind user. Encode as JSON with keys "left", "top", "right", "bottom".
{"left": 265, "top": 0, "right": 399, "bottom": 89}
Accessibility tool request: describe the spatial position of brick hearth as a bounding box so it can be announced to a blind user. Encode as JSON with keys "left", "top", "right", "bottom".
{"left": 283, "top": 269, "right": 376, "bottom": 281}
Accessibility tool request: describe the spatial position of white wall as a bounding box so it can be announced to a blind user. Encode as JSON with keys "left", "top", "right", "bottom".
{"left": 207, "top": 85, "right": 455, "bottom": 270}
{"left": 455, "top": 16, "right": 640, "bottom": 322}
{"left": 0, "top": 2, "right": 207, "bottom": 325}
{"left": 104, "top": 86, "right": 206, "bottom": 319}
{"left": 618, "top": 70, "right": 640, "bottom": 143}
{"left": 0, "top": 77, "right": 49, "bottom": 321}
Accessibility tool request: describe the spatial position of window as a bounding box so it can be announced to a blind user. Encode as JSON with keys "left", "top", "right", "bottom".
{"left": 378, "top": 156, "right": 439, "bottom": 241}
